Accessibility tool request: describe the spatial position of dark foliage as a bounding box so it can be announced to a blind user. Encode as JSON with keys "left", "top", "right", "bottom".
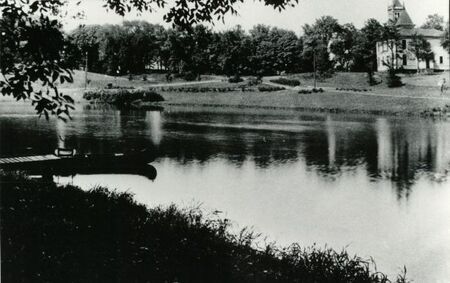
{"left": 228, "top": 75, "right": 244, "bottom": 83}
{"left": 83, "top": 89, "right": 164, "bottom": 107}
{"left": 0, "top": 173, "right": 409, "bottom": 283}
{"left": 258, "top": 86, "right": 286, "bottom": 92}
{"left": 386, "top": 69, "right": 403, "bottom": 88}
{"left": 270, "top": 78, "right": 301, "bottom": 86}
{"left": 298, "top": 88, "right": 324, "bottom": 94}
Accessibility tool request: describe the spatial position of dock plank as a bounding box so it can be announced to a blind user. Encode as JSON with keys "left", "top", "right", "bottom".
{"left": 0, "top": 155, "right": 61, "bottom": 165}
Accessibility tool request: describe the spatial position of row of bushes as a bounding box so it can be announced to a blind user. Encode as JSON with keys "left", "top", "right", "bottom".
{"left": 157, "top": 84, "right": 281, "bottom": 93}
{"left": 420, "top": 105, "right": 450, "bottom": 118}
{"left": 270, "top": 78, "right": 301, "bottom": 86}
{"left": 336, "top": 87, "right": 372, "bottom": 92}
{"left": 228, "top": 75, "right": 244, "bottom": 83}
{"left": 0, "top": 173, "right": 409, "bottom": 283}
{"left": 157, "top": 86, "right": 242, "bottom": 93}
{"left": 84, "top": 89, "right": 164, "bottom": 107}
{"left": 299, "top": 88, "right": 324, "bottom": 94}
{"left": 105, "top": 83, "right": 135, "bottom": 90}
{"left": 258, "top": 85, "right": 286, "bottom": 92}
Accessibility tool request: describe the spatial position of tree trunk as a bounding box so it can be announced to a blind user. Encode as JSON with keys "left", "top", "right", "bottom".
{"left": 416, "top": 56, "right": 420, "bottom": 74}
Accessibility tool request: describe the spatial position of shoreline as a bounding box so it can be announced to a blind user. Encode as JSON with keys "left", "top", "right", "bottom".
{"left": 145, "top": 87, "right": 450, "bottom": 118}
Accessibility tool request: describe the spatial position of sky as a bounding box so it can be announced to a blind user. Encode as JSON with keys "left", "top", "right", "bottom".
{"left": 63, "top": 0, "right": 449, "bottom": 34}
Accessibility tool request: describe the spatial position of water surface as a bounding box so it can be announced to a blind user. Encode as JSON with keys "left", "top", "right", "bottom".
{"left": 1, "top": 102, "right": 449, "bottom": 282}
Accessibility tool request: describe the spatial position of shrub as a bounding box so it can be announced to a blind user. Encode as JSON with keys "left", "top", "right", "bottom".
{"left": 270, "top": 78, "right": 301, "bottom": 87}
{"left": 0, "top": 173, "right": 410, "bottom": 283}
{"left": 183, "top": 71, "right": 197, "bottom": 81}
{"left": 298, "top": 88, "right": 324, "bottom": 94}
{"left": 84, "top": 89, "right": 164, "bottom": 107}
{"left": 228, "top": 75, "right": 243, "bottom": 83}
{"left": 246, "top": 76, "right": 261, "bottom": 86}
{"left": 258, "top": 85, "right": 285, "bottom": 92}
{"left": 386, "top": 69, "right": 403, "bottom": 88}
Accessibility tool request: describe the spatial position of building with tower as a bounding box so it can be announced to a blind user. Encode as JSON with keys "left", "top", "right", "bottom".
{"left": 376, "top": 0, "right": 449, "bottom": 72}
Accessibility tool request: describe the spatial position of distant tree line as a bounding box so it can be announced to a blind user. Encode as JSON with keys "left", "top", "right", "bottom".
{"left": 65, "top": 17, "right": 391, "bottom": 79}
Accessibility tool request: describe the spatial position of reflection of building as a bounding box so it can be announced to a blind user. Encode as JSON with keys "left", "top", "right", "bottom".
{"left": 376, "top": 0, "right": 449, "bottom": 72}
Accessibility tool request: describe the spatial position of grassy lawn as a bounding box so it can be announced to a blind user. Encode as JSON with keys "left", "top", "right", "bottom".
{"left": 58, "top": 70, "right": 221, "bottom": 89}
{"left": 0, "top": 173, "right": 409, "bottom": 283}
{"left": 283, "top": 72, "right": 449, "bottom": 98}
{"left": 155, "top": 88, "right": 448, "bottom": 115}
{"left": 60, "top": 71, "right": 450, "bottom": 116}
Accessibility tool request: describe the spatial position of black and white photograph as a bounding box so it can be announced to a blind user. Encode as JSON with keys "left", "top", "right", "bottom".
{"left": 1, "top": 0, "right": 450, "bottom": 282}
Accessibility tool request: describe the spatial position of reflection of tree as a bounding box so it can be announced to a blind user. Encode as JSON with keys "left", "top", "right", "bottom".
{"left": 374, "top": 118, "right": 450, "bottom": 196}
{"left": 2, "top": 107, "right": 450, "bottom": 197}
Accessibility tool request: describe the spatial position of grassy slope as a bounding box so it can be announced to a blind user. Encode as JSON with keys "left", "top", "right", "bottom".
{"left": 0, "top": 173, "right": 408, "bottom": 283}
{"left": 156, "top": 88, "right": 447, "bottom": 115}
{"left": 59, "top": 70, "right": 219, "bottom": 89}
{"left": 65, "top": 71, "right": 450, "bottom": 115}
{"left": 285, "top": 72, "right": 449, "bottom": 97}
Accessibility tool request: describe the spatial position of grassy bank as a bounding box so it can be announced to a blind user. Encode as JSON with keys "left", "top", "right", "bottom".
{"left": 58, "top": 70, "right": 220, "bottom": 89}
{"left": 0, "top": 173, "right": 409, "bottom": 283}
{"left": 64, "top": 71, "right": 450, "bottom": 116}
{"left": 154, "top": 87, "right": 449, "bottom": 116}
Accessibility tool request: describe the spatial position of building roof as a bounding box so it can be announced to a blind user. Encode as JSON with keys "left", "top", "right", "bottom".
{"left": 399, "top": 28, "right": 445, "bottom": 38}
{"left": 390, "top": 0, "right": 404, "bottom": 9}
{"left": 395, "top": 9, "right": 415, "bottom": 28}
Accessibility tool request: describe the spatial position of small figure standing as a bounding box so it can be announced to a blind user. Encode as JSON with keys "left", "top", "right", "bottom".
{"left": 438, "top": 78, "right": 447, "bottom": 95}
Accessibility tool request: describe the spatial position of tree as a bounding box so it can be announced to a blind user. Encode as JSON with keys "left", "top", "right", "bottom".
{"left": 328, "top": 23, "right": 358, "bottom": 71}
{"left": 249, "top": 25, "right": 302, "bottom": 75}
{"left": 351, "top": 19, "right": 383, "bottom": 84}
{"left": 216, "top": 26, "right": 252, "bottom": 76}
{"left": 0, "top": 0, "right": 299, "bottom": 118}
{"left": 421, "top": 14, "right": 444, "bottom": 31}
{"left": 381, "top": 22, "right": 402, "bottom": 87}
{"left": 442, "top": 22, "right": 450, "bottom": 52}
{"left": 408, "top": 33, "right": 434, "bottom": 73}
{"left": 301, "top": 16, "right": 341, "bottom": 75}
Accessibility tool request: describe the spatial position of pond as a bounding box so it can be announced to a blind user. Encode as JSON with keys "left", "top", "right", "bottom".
{"left": 1, "top": 101, "right": 449, "bottom": 282}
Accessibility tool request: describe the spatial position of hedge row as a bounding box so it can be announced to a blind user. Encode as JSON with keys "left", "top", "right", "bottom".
{"left": 336, "top": 87, "right": 372, "bottom": 92}
{"left": 158, "top": 86, "right": 241, "bottom": 93}
{"left": 84, "top": 89, "right": 164, "bottom": 107}
{"left": 270, "top": 78, "right": 301, "bottom": 86}
{"left": 258, "top": 86, "right": 286, "bottom": 92}
{"left": 299, "top": 88, "right": 324, "bottom": 94}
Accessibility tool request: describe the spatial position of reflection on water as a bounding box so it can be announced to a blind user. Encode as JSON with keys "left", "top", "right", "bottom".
{"left": 1, "top": 102, "right": 450, "bottom": 282}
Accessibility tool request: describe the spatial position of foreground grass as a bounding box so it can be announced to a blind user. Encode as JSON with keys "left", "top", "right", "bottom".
{"left": 0, "top": 173, "right": 409, "bottom": 283}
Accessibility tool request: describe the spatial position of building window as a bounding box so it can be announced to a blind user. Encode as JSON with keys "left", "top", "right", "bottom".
{"left": 403, "top": 54, "right": 407, "bottom": 66}
{"left": 402, "top": 40, "right": 406, "bottom": 50}
{"left": 440, "top": 56, "right": 444, "bottom": 64}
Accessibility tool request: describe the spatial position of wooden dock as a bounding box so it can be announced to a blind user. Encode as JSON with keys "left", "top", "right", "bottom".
{"left": 0, "top": 155, "right": 61, "bottom": 165}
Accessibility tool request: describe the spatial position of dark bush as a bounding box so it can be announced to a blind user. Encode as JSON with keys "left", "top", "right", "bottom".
{"left": 0, "top": 173, "right": 409, "bottom": 283}
{"left": 258, "top": 85, "right": 285, "bottom": 92}
{"left": 183, "top": 71, "right": 198, "bottom": 81}
{"left": 246, "top": 76, "right": 262, "bottom": 86}
{"left": 84, "top": 89, "right": 164, "bottom": 107}
{"left": 298, "top": 88, "right": 324, "bottom": 94}
{"left": 228, "top": 75, "right": 243, "bottom": 83}
{"left": 270, "top": 78, "right": 301, "bottom": 87}
{"left": 386, "top": 69, "right": 403, "bottom": 88}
